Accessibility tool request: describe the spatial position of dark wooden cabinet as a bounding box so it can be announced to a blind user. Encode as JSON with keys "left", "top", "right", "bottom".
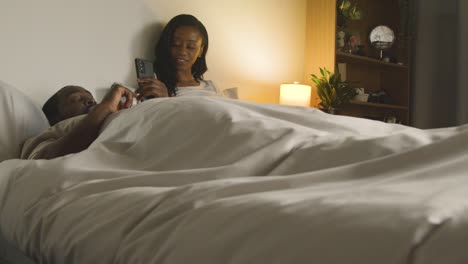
{"left": 335, "top": 0, "right": 410, "bottom": 124}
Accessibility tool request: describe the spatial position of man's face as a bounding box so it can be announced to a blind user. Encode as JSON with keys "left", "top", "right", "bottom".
{"left": 57, "top": 86, "right": 96, "bottom": 121}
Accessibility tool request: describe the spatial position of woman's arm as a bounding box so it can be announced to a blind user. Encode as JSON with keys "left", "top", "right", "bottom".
{"left": 34, "top": 85, "right": 135, "bottom": 159}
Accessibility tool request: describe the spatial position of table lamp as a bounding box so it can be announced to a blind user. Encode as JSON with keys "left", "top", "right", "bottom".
{"left": 280, "top": 82, "right": 311, "bottom": 107}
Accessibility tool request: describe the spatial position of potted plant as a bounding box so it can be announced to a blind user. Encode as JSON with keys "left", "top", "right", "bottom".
{"left": 336, "top": 0, "right": 363, "bottom": 29}
{"left": 311, "top": 68, "right": 357, "bottom": 114}
{"left": 336, "top": 0, "right": 364, "bottom": 53}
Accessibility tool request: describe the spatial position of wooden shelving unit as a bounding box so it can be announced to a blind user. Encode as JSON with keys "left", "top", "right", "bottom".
{"left": 350, "top": 100, "right": 408, "bottom": 110}
{"left": 335, "top": 0, "right": 410, "bottom": 125}
{"left": 336, "top": 52, "right": 408, "bottom": 70}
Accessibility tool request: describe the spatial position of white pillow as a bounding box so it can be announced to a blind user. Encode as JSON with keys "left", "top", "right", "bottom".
{"left": 0, "top": 80, "right": 49, "bottom": 161}
{"left": 222, "top": 87, "right": 239, "bottom": 99}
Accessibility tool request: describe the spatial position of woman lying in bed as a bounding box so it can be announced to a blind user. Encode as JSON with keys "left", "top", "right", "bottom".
{"left": 22, "top": 14, "right": 221, "bottom": 160}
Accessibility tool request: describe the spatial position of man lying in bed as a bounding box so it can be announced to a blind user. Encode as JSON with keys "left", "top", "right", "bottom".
{"left": 21, "top": 84, "right": 136, "bottom": 160}
{"left": 21, "top": 79, "right": 227, "bottom": 160}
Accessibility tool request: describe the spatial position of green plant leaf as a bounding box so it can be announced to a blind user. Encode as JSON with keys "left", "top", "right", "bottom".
{"left": 311, "top": 67, "right": 358, "bottom": 109}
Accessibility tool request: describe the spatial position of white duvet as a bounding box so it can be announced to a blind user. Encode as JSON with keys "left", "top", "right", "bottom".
{"left": 1, "top": 96, "right": 468, "bottom": 264}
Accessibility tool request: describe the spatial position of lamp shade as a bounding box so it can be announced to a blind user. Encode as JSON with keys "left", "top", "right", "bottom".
{"left": 280, "top": 83, "right": 311, "bottom": 107}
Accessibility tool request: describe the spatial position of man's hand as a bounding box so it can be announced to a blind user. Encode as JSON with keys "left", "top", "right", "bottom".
{"left": 88, "top": 84, "right": 136, "bottom": 121}
{"left": 100, "top": 83, "right": 136, "bottom": 112}
{"left": 136, "top": 74, "right": 169, "bottom": 100}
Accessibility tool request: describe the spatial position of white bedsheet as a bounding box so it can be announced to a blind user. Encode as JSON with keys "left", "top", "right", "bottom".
{"left": 1, "top": 96, "right": 467, "bottom": 264}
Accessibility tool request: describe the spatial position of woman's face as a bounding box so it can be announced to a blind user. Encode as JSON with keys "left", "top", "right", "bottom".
{"left": 170, "top": 26, "right": 204, "bottom": 72}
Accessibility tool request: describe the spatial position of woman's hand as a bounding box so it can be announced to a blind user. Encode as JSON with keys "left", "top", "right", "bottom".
{"left": 136, "top": 76, "right": 169, "bottom": 100}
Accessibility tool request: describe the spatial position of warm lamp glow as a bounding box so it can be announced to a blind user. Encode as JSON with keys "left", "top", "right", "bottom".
{"left": 280, "top": 83, "right": 311, "bottom": 107}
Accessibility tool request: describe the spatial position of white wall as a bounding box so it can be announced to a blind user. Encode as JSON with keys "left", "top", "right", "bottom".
{"left": 0, "top": 0, "right": 306, "bottom": 106}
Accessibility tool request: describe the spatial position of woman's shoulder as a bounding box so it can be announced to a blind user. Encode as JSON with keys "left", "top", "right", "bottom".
{"left": 200, "top": 80, "right": 222, "bottom": 94}
{"left": 200, "top": 80, "right": 238, "bottom": 99}
{"left": 200, "top": 80, "right": 215, "bottom": 89}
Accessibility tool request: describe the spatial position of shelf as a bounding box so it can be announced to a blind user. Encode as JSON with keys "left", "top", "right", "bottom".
{"left": 334, "top": 0, "right": 410, "bottom": 125}
{"left": 336, "top": 52, "right": 408, "bottom": 70}
{"left": 350, "top": 100, "right": 408, "bottom": 110}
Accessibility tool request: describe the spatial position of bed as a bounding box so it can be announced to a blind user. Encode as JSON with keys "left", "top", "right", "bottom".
{"left": 1, "top": 81, "right": 468, "bottom": 264}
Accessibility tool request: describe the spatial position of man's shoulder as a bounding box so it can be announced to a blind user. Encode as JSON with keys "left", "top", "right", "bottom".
{"left": 20, "top": 115, "right": 87, "bottom": 159}
{"left": 53, "top": 115, "right": 87, "bottom": 134}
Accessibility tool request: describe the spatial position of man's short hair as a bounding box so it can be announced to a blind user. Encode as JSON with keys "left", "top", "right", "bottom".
{"left": 42, "top": 85, "right": 83, "bottom": 125}
{"left": 42, "top": 92, "right": 60, "bottom": 125}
